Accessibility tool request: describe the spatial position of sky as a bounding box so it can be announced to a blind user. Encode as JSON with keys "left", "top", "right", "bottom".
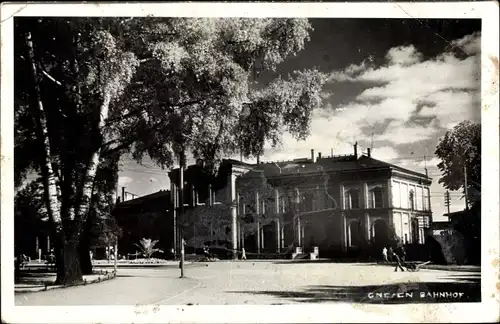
{"left": 117, "top": 18, "right": 481, "bottom": 221}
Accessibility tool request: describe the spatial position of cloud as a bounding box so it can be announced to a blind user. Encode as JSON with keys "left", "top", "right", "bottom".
{"left": 326, "top": 31, "right": 480, "bottom": 147}
{"left": 118, "top": 176, "right": 133, "bottom": 186}
{"left": 385, "top": 45, "right": 423, "bottom": 66}
{"left": 449, "top": 31, "right": 481, "bottom": 55}
{"left": 369, "top": 146, "right": 399, "bottom": 161}
{"left": 258, "top": 109, "right": 361, "bottom": 162}
{"left": 255, "top": 31, "right": 480, "bottom": 186}
{"left": 416, "top": 157, "right": 441, "bottom": 169}
{"left": 377, "top": 120, "right": 437, "bottom": 145}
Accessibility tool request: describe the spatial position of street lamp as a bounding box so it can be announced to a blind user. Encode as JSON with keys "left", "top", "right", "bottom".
{"left": 180, "top": 238, "right": 186, "bottom": 278}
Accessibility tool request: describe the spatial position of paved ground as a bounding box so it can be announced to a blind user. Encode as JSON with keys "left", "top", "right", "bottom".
{"left": 14, "top": 261, "right": 480, "bottom": 305}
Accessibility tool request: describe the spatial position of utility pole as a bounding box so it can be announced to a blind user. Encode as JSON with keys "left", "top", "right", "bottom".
{"left": 444, "top": 190, "right": 451, "bottom": 216}
{"left": 424, "top": 155, "right": 428, "bottom": 177}
{"left": 179, "top": 150, "right": 185, "bottom": 278}
{"left": 464, "top": 163, "right": 469, "bottom": 210}
{"left": 114, "top": 238, "right": 118, "bottom": 273}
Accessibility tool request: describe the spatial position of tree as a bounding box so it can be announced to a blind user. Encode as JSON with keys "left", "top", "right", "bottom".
{"left": 15, "top": 17, "right": 326, "bottom": 284}
{"left": 16, "top": 18, "right": 139, "bottom": 284}
{"left": 435, "top": 121, "right": 481, "bottom": 206}
{"left": 435, "top": 121, "right": 481, "bottom": 264}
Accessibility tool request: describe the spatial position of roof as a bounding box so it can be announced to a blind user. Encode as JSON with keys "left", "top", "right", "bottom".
{"left": 444, "top": 210, "right": 468, "bottom": 218}
{"left": 167, "top": 153, "right": 431, "bottom": 184}
{"left": 117, "top": 190, "right": 170, "bottom": 208}
{"left": 250, "top": 154, "right": 430, "bottom": 180}
{"left": 432, "top": 221, "right": 453, "bottom": 230}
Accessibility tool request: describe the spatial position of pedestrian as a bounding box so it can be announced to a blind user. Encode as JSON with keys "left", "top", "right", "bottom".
{"left": 382, "top": 246, "right": 388, "bottom": 263}
{"left": 241, "top": 248, "right": 247, "bottom": 260}
{"left": 203, "top": 245, "right": 210, "bottom": 259}
{"left": 388, "top": 246, "right": 394, "bottom": 262}
{"left": 398, "top": 245, "right": 406, "bottom": 262}
{"left": 393, "top": 247, "right": 405, "bottom": 272}
{"left": 89, "top": 250, "right": 93, "bottom": 261}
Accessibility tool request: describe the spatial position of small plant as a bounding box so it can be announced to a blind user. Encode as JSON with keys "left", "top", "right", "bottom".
{"left": 134, "top": 238, "right": 163, "bottom": 259}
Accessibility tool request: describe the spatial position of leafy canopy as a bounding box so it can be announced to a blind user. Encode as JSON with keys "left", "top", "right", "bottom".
{"left": 435, "top": 121, "right": 481, "bottom": 202}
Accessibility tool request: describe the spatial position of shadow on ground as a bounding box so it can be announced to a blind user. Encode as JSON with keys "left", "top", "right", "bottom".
{"left": 351, "top": 262, "right": 482, "bottom": 273}
{"left": 272, "top": 259, "right": 374, "bottom": 264}
{"left": 228, "top": 275, "right": 481, "bottom": 304}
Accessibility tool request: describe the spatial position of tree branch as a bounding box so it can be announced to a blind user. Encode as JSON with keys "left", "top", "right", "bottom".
{"left": 41, "top": 70, "right": 62, "bottom": 86}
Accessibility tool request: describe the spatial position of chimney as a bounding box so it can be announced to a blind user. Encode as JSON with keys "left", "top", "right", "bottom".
{"left": 318, "top": 152, "right": 322, "bottom": 161}
{"left": 353, "top": 142, "right": 358, "bottom": 158}
{"left": 311, "top": 149, "right": 314, "bottom": 162}
{"left": 367, "top": 148, "right": 371, "bottom": 157}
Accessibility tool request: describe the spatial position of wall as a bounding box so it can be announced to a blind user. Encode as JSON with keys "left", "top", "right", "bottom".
{"left": 391, "top": 178, "right": 431, "bottom": 212}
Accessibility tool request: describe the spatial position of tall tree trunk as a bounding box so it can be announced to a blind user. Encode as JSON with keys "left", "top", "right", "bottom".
{"left": 78, "top": 212, "right": 94, "bottom": 275}
{"left": 54, "top": 235, "right": 83, "bottom": 285}
{"left": 71, "top": 92, "right": 112, "bottom": 274}
{"left": 26, "top": 32, "right": 71, "bottom": 283}
{"left": 75, "top": 92, "right": 111, "bottom": 221}
{"left": 25, "top": 32, "right": 62, "bottom": 232}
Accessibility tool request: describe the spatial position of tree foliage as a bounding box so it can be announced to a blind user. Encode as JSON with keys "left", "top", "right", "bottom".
{"left": 15, "top": 17, "right": 326, "bottom": 284}
{"left": 435, "top": 121, "right": 481, "bottom": 205}
{"left": 134, "top": 238, "right": 163, "bottom": 259}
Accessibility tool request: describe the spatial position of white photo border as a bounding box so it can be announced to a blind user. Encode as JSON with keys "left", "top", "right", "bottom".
{"left": 1, "top": 2, "right": 498, "bottom": 323}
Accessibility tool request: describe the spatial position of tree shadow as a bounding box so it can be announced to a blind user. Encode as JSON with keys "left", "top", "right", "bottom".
{"left": 273, "top": 259, "right": 369, "bottom": 265}
{"left": 351, "top": 262, "right": 482, "bottom": 273}
{"left": 228, "top": 276, "right": 481, "bottom": 304}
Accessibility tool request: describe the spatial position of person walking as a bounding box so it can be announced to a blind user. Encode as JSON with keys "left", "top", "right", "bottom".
{"left": 241, "top": 248, "right": 247, "bottom": 260}
{"left": 392, "top": 247, "right": 405, "bottom": 272}
{"left": 382, "top": 246, "right": 388, "bottom": 263}
{"left": 398, "top": 245, "right": 406, "bottom": 263}
{"left": 388, "top": 246, "right": 394, "bottom": 262}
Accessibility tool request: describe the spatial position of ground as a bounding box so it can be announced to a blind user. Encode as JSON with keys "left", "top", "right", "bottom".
{"left": 15, "top": 261, "right": 480, "bottom": 305}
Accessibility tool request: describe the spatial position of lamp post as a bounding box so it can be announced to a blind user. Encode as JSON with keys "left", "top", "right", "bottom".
{"left": 114, "top": 238, "right": 118, "bottom": 273}
{"left": 180, "top": 238, "right": 186, "bottom": 278}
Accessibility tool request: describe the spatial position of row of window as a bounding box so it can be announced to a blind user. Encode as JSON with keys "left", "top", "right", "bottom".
{"left": 345, "top": 187, "right": 384, "bottom": 209}
{"left": 392, "top": 181, "right": 430, "bottom": 211}
{"left": 237, "top": 185, "right": 430, "bottom": 215}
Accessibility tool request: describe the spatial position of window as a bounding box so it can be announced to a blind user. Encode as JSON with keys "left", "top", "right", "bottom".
{"left": 369, "top": 187, "right": 384, "bottom": 208}
{"left": 423, "top": 188, "right": 430, "bottom": 211}
{"left": 416, "top": 187, "right": 423, "bottom": 210}
{"left": 401, "top": 183, "right": 409, "bottom": 209}
{"left": 346, "top": 189, "right": 360, "bottom": 209}
{"left": 392, "top": 181, "right": 401, "bottom": 208}
{"left": 409, "top": 190, "right": 415, "bottom": 211}
{"left": 280, "top": 195, "right": 287, "bottom": 213}
{"left": 302, "top": 191, "right": 314, "bottom": 211}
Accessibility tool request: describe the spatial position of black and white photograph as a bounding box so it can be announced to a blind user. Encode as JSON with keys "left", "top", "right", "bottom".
{"left": 1, "top": 2, "right": 498, "bottom": 323}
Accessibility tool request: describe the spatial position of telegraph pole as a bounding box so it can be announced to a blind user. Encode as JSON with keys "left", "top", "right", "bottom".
{"left": 444, "top": 190, "right": 451, "bottom": 216}
{"left": 179, "top": 150, "right": 185, "bottom": 278}
{"left": 424, "top": 155, "right": 428, "bottom": 177}
{"left": 464, "top": 163, "right": 469, "bottom": 210}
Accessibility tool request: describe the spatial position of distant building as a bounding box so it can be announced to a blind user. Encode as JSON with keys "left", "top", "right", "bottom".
{"left": 113, "top": 190, "right": 174, "bottom": 258}
{"left": 167, "top": 144, "right": 433, "bottom": 258}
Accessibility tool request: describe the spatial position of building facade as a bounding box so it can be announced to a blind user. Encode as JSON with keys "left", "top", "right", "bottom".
{"left": 168, "top": 145, "right": 433, "bottom": 259}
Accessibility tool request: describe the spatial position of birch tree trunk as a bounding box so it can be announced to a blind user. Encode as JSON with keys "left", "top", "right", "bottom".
{"left": 76, "top": 92, "right": 111, "bottom": 222}
{"left": 26, "top": 32, "right": 83, "bottom": 285}
{"left": 25, "top": 32, "right": 62, "bottom": 233}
